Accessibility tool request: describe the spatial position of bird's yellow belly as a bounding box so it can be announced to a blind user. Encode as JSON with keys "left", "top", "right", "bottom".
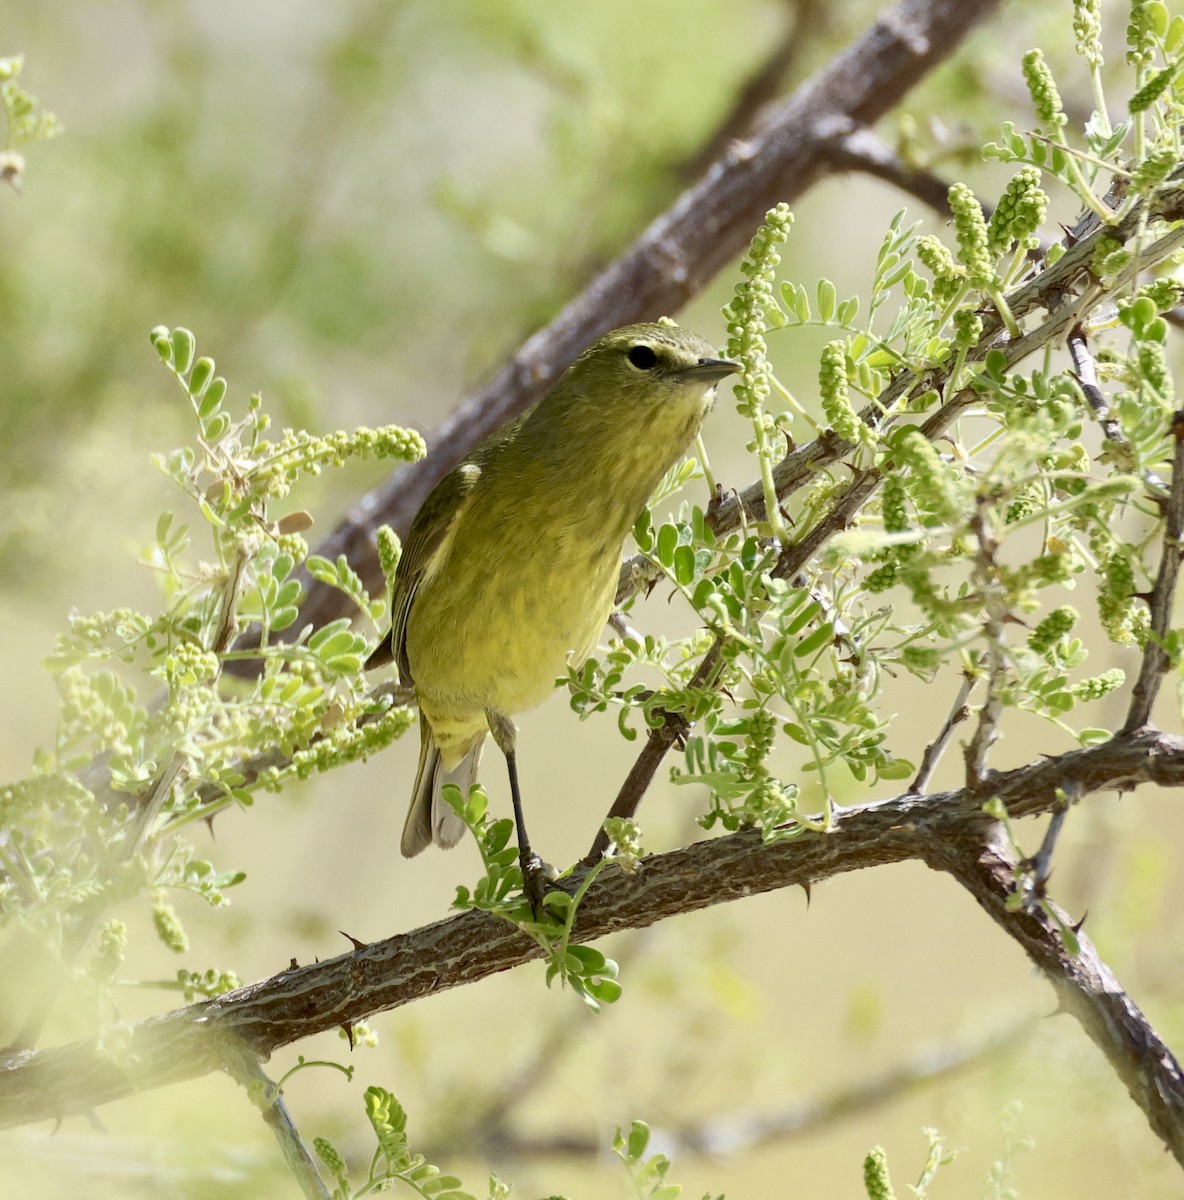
{"left": 407, "top": 540, "right": 618, "bottom": 729}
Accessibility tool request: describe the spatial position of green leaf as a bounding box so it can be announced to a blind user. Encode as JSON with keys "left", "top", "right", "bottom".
{"left": 673, "top": 543, "right": 697, "bottom": 586}
{"left": 655, "top": 523, "right": 678, "bottom": 567}
{"left": 784, "top": 599, "right": 822, "bottom": 636}
{"left": 565, "top": 945, "right": 606, "bottom": 972}
{"left": 201, "top": 375, "right": 228, "bottom": 414}
{"left": 816, "top": 277, "right": 837, "bottom": 323}
{"left": 203, "top": 412, "right": 231, "bottom": 441}
{"left": 188, "top": 356, "right": 215, "bottom": 398}
{"left": 626, "top": 1120, "right": 651, "bottom": 1162}
{"left": 1077, "top": 727, "right": 1111, "bottom": 746}
{"left": 171, "top": 327, "right": 196, "bottom": 375}
{"left": 586, "top": 978, "right": 623, "bottom": 1004}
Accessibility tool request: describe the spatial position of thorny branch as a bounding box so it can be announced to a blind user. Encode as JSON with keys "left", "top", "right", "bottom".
{"left": 4, "top": 730, "right": 1184, "bottom": 1161}
{"left": 938, "top": 831, "right": 1184, "bottom": 1166}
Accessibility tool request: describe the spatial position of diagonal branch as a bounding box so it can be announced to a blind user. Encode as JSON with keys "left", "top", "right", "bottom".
{"left": 937, "top": 833, "right": 1184, "bottom": 1165}
{"left": 5, "top": 729, "right": 1184, "bottom": 1159}
{"left": 286, "top": 0, "right": 1005, "bottom": 636}
{"left": 463, "top": 1016, "right": 1036, "bottom": 1160}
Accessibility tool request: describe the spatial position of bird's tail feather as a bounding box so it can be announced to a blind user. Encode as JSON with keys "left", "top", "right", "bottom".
{"left": 400, "top": 723, "right": 483, "bottom": 856}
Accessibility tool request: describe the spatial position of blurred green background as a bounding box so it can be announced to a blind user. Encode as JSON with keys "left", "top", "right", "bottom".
{"left": 3, "top": 1, "right": 1184, "bottom": 1196}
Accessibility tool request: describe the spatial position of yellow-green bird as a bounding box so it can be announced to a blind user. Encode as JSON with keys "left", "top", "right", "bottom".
{"left": 368, "top": 322, "right": 738, "bottom": 905}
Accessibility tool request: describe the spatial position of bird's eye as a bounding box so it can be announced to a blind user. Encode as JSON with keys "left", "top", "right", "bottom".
{"left": 627, "top": 344, "right": 659, "bottom": 371}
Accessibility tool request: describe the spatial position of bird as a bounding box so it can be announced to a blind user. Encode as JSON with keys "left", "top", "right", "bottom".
{"left": 367, "top": 322, "right": 738, "bottom": 907}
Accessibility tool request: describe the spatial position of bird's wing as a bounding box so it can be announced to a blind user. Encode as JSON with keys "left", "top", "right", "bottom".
{"left": 366, "top": 461, "right": 481, "bottom": 679}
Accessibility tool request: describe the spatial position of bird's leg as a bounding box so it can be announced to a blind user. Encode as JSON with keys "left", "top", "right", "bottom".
{"left": 486, "top": 709, "right": 551, "bottom": 914}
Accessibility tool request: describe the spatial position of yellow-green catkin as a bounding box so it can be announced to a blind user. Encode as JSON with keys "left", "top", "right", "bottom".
{"left": 916, "top": 235, "right": 964, "bottom": 305}
{"left": 1074, "top": 667, "right": 1126, "bottom": 700}
{"left": 89, "top": 918, "right": 128, "bottom": 981}
{"left": 152, "top": 892, "right": 190, "bottom": 953}
{"left": 1098, "top": 551, "right": 1143, "bottom": 644}
{"left": 948, "top": 184, "right": 994, "bottom": 290}
{"left": 1028, "top": 605, "right": 1078, "bottom": 655}
{"left": 987, "top": 167, "right": 1049, "bottom": 253}
{"left": 377, "top": 524, "right": 402, "bottom": 584}
{"left": 890, "top": 427, "right": 964, "bottom": 523}
{"left": 953, "top": 308, "right": 984, "bottom": 349}
{"left": 726, "top": 202, "right": 795, "bottom": 421}
{"left": 1073, "top": 0, "right": 1104, "bottom": 66}
{"left": 725, "top": 202, "right": 795, "bottom": 540}
{"left": 1022, "top": 49, "right": 1068, "bottom": 129}
{"left": 819, "top": 340, "right": 873, "bottom": 448}
{"left": 863, "top": 1146, "right": 898, "bottom": 1200}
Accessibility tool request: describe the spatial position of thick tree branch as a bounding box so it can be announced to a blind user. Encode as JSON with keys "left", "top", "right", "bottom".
{"left": 4, "top": 730, "right": 1184, "bottom": 1153}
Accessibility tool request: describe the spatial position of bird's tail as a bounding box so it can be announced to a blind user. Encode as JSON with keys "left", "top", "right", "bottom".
{"left": 400, "top": 721, "right": 484, "bottom": 857}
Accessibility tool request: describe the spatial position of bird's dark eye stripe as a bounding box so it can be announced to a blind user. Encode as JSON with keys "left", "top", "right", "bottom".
{"left": 627, "top": 344, "right": 659, "bottom": 370}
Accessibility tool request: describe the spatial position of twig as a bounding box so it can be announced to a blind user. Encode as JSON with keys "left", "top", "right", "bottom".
{"left": 460, "top": 1016, "right": 1036, "bottom": 1161}
{"left": 1066, "top": 324, "right": 1167, "bottom": 494}
{"left": 5, "top": 729, "right": 1184, "bottom": 1156}
{"left": 583, "top": 640, "right": 725, "bottom": 863}
{"left": 824, "top": 124, "right": 961, "bottom": 219}
{"left": 677, "top": 0, "right": 824, "bottom": 181}
{"left": 963, "top": 497, "right": 1007, "bottom": 785}
{"left": 1018, "top": 781, "right": 1075, "bottom": 902}
{"left": 908, "top": 671, "right": 976, "bottom": 793}
{"left": 224, "top": 1047, "right": 332, "bottom": 1200}
{"left": 1067, "top": 325, "right": 1129, "bottom": 451}
{"left": 1123, "top": 409, "right": 1184, "bottom": 732}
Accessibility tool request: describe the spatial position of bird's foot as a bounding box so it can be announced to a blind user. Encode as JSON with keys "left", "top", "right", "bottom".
{"left": 520, "top": 851, "right": 564, "bottom": 919}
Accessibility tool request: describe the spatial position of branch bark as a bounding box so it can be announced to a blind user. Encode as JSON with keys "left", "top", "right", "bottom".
{"left": 5, "top": 729, "right": 1184, "bottom": 1160}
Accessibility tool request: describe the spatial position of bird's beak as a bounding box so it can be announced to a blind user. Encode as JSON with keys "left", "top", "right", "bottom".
{"left": 680, "top": 357, "right": 741, "bottom": 384}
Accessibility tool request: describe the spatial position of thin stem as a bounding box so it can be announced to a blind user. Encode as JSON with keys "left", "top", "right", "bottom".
{"left": 1122, "top": 410, "right": 1184, "bottom": 731}
{"left": 225, "top": 1047, "right": 332, "bottom": 1200}
{"left": 909, "top": 670, "right": 976, "bottom": 793}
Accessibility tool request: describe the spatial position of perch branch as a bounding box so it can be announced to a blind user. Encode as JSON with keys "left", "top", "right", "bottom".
{"left": 5, "top": 730, "right": 1184, "bottom": 1164}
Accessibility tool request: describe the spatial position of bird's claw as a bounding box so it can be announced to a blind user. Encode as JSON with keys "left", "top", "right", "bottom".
{"left": 520, "top": 851, "right": 563, "bottom": 919}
